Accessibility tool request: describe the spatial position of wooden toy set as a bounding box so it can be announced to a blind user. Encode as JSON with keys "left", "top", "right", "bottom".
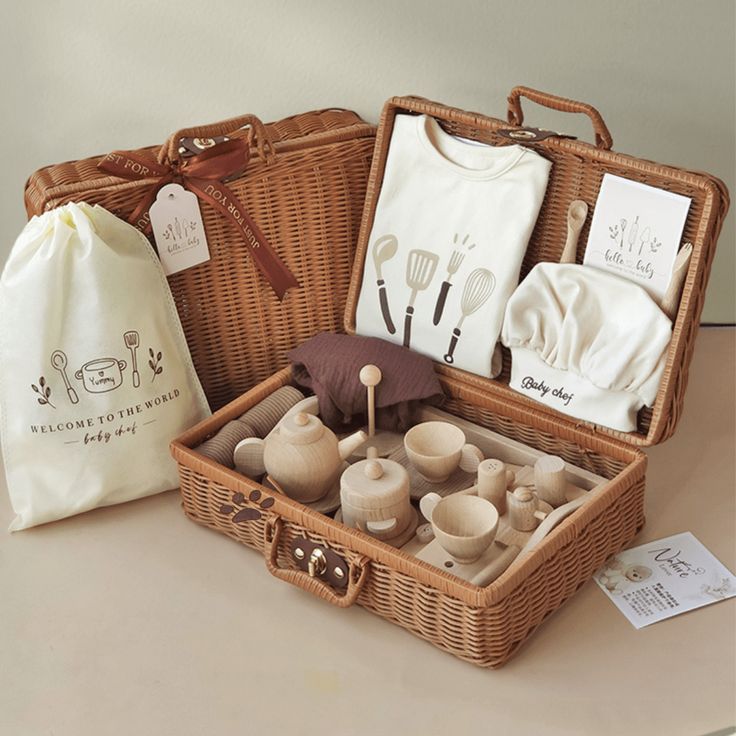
{"left": 188, "top": 365, "right": 612, "bottom": 587}
{"left": 19, "top": 88, "right": 729, "bottom": 666}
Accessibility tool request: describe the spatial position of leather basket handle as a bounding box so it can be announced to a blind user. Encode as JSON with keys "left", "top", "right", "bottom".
{"left": 507, "top": 85, "right": 613, "bottom": 150}
{"left": 157, "top": 112, "right": 275, "bottom": 165}
{"left": 264, "top": 517, "right": 369, "bottom": 608}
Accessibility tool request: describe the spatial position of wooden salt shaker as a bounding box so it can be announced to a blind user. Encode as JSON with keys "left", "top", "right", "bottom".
{"left": 477, "top": 459, "right": 508, "bottom": 515}
{"left": 508, "top": 487, "right": 547, "bottom": 532}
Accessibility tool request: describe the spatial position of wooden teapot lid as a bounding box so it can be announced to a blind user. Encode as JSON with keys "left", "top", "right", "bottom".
{"left": 278, "top": 412, "right": 325, "bottom": 445}
{"left": 340, "top": 457, "right": 409, "bottom": 509}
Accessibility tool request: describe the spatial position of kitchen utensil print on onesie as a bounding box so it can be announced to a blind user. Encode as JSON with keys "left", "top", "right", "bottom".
{"left": 372, "top": 234, "right": 398, "bottom": 334}
{"left": 432, "top": 233, "right": 474, "bottom": 325}
{"left": 50, "top": 350, "right": 79, "bottom": 404}
{"left": 403, "top": 249, "right": 439, "bottom": 348}
{"left": 123, "top": 331, "right": 141, "bottom": 388}
{"left": 444, "top": 268, "right": 495, "bottom": 364}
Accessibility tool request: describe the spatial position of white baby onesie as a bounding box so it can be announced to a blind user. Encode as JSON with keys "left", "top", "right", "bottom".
{"left": 355, "top": 113, "right": 551, "bottom": 377}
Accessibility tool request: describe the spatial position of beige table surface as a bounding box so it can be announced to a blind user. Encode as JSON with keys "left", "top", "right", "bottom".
{"left": 1, "top": 327, "right": 734, "bottom": 736}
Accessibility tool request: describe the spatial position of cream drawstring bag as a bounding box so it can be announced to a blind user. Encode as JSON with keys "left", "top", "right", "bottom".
{"left": 0, "top": 203, "right": 210, "bottom": 530}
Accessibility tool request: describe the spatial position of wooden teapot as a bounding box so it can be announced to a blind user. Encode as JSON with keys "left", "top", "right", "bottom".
{"left": 261, "top": 412, "right": 366, "bottom": 503}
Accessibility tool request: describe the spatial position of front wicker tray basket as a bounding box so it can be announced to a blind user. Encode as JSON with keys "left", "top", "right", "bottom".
{"left": 172, "top": 368, "right": 646, "bottom": 667}
{"left": 169, "top": 87, "right": 732, "bottom": 667}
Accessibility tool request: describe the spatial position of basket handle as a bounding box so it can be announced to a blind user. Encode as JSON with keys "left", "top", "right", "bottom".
{"left": 157, "top": 113, "right": 275, "bottom": 165}
{"left": 264, "top": 517, "right": 369, "bottom": 608}
{"left": 507, "top": 85, "right": 613, "bottom": 150}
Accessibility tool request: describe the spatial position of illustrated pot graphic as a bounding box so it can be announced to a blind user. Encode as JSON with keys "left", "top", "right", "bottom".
{"left": 75, "top": 358, "right": 127, "bottom": 393}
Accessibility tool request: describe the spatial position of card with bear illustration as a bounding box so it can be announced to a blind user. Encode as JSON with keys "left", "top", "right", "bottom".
{"left": 595, "top": 532, "right": 735, "bottom": 629}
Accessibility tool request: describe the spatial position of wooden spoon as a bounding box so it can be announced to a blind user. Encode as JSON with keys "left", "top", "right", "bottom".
{"left": 659, "top": 242, "right": 693, "bottom": 321}
{"left": 560, "top": 200, "right": 589, "bottom": 264}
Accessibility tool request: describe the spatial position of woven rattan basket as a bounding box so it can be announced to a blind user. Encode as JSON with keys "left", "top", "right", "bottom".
{"left": 25, "top": 108, "right": 376, "bottom": 411}
{"left": 171, "top": 88, "right": 728, "bottom": 667}
{"left": 174, "top": 367, "right": 645, "bottom": 667}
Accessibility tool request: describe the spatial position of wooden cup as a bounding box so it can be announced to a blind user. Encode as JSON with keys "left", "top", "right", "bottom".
{"left": 420, "top": 492, "right": 499, "bottom": 564}
{"left": 404, "top": 421, "right": 466, "bottom": 483}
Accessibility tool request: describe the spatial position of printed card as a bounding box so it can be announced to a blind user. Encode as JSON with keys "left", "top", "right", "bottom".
{"left": 583, "top": 174, "right": 691, "bottom": 301}
{"left": 594, "top": 532, "right": 736, "bottom": 629}
{"left": 150, "top": 183, "right": 210, "bottom": 276}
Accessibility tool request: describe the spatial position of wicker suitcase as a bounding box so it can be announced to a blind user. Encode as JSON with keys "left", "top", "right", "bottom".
{"left": 171, "top": 88, "right": 729, "bottom": 667}
{"left": 24, "top": 108, "right": 376, "bottom": 411}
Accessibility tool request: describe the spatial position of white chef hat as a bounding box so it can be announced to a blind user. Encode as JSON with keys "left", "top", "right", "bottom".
{"left": 501, "top": 263, "right": 672, "bottom": 432}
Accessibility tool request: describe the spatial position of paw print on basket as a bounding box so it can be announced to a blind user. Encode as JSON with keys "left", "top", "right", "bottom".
{"left": 219, "top": 489, "right": 275, "bottom": 522}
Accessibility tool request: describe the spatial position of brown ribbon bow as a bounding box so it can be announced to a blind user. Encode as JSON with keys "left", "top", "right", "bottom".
{"left": 98, "top": 138, "right": 299, "bottom": 299}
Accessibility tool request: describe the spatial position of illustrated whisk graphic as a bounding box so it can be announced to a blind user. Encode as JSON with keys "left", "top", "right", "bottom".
{"left": 443, "top": 268, "right": 495, "bottom": 364}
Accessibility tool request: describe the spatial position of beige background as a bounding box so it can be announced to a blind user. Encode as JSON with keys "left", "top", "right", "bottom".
{"left": 1, "top": 0, "right": 735, "bottom": 321}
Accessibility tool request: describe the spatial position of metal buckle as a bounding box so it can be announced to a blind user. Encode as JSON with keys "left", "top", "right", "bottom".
{"left": 307, "top": 548, "right": 327, "bottom": 578}
{"left": 290, "top": 537, "right": 349, "bottom": 588}
{"left": 497, "top": 127, "right": 577, "bottom": 144}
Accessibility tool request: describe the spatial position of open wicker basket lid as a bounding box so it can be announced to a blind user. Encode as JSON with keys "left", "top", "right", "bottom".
{"left": 344, "top": 89, "right": 730, "bottom": 448}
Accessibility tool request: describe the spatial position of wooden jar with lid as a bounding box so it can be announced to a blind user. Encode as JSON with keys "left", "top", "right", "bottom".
{"left": 339, "top": 453, "right": 417, "bottom": 546}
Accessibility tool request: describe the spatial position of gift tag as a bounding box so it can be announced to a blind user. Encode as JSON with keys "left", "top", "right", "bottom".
{"left": 149, "top": 183, "right": 210, "bottom": 276}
